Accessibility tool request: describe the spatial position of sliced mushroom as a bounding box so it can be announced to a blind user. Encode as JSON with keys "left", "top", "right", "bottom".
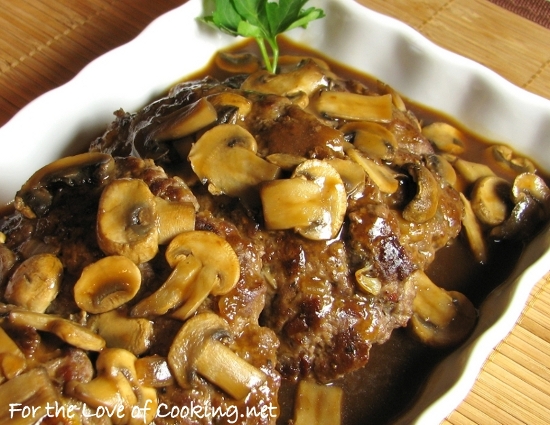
{"left": 266, "top": 153, "right": 307, "bottom": 171}
{"left": 207, "top": 92, "right": 252, "bottom": 123}
{"left": 421, "top": 122, "right": 466, "bottom": 154}
{"left": 453, "top": 158, "right": 495, "bottom": 185}
{"left": 135, "top": 355, "right": 174, "bottom": 388}
{"left": 402, "top": 163, "right": 439, "bottom": 223}
{"left": 312, "top": 91, "right": 393, "bottom": 122}
{"left": 355, "top": 266, "right": 382, "bottom": 296}
{"left": 134, "top": 230, "right": 240, "bottom": 320}
{"left": 408, "top": 270, "right": 477, "bottom": 348}
{"left": 0, "top": 367, "right": 58, "bottom": 425}
{"left": 154, "top": 197, "right": 196, "bottom": 245}
{"left": 131, "top": 255, "right": 202, "bottom": 318}
{"left": 4, "top": 253, "right": 63, "bottom": 313}
{"left": 460, "top": 193, "right": 487, "bottom": 263}
{"left": 14, "top": 152, "right": 115, "bottom": 219}
{"left": 151, "top": 98, "right": 217, "bottom": 142}
{"left": 68, "top": 348, "right": 157, "bottom": 425}
{"left": 188, "top": 124, "right": 281, "bottom": 199}
{"left": 491, "top": 172, "right": 550, "bottom": 240}
{"left": 326, "top": 158, "right": 365, "bottom": 197}
{"left": 490, "top": 144, "right": 536, "bottom": 174}
{"left": 470, "top": 176, "right": 512, "bottom": 226}
{"left": 97, "top": 178, "right": 159, "bottom": 264}
{"left": 511, "top": 172, "right": 550, "bottom": 211}
{"left": 74, "top": 255, "right": 141, "bottom": 314}
{"left": 293, "top": 379, "right": 343, "bottom": 425}
{"left": 167, "top": 312, "right": 266, "bottom": 400}
{"left": 9, "top": 310, "right": 105, "bottom": 351}
{"left": 347, "top": 148, "right": 399, "bottom": 194}
{"left": 425, "top": 154, "right": 457, "bottom": 188}
{"left": 0, "top": 244, "right": 16, "bottom": 287}
{"left": 0, "top": 326, "right": 27, "bottom": 383}
{"left": 215, "top": 51, "right": 261, "bottom": 74}
{"left": 260, "top": 159, "right": 347, "bottom": 240}
{"left": 241, "top": 58, "right": 328, "bottom": 96}
{"left": 88, "top": 308, "right": 153, "bottom": 356}
{"left": 341, "top": 121, "right": 398, "bottom": 161}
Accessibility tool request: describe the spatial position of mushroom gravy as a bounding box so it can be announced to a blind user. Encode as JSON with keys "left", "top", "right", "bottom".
{"left": 0, "top": 36, "right": 549, "bottom": 425}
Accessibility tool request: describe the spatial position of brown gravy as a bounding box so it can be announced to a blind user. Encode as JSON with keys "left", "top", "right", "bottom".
{"left": 2, "top": 36, "right": 548, "bottom": 425}
{"left": 184, "top": 37, "right": 549, "bottom": 424}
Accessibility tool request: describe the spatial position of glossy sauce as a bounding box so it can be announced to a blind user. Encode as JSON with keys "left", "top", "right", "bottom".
{"left": 2, "top": 37, "right": 549, "bottom": 425}
{"left": 187, "top": 37, "right": 550, "bottom": 424}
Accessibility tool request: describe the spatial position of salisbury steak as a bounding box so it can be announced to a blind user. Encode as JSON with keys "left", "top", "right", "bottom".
{"left": 4, "top": 52, "right": 544, "bottom": 424}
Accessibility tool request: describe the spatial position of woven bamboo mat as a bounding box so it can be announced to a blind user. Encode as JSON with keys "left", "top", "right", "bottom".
{"left": 1, "top": 0, "right": 549, "bottom": 424}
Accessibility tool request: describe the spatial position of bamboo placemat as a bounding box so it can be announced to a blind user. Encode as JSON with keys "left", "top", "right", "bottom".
{"left": 1, "top": 1, "right": 549, "bottom": 424}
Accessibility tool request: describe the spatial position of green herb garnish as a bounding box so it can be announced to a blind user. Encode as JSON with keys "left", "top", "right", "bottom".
{"left": 201, "top": 0, "right": 325, "bottom": 74}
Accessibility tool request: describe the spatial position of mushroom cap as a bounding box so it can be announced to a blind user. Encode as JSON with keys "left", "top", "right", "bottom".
{"left": 341, "top": 121, "right": 398, "bottom": 162}
{"left": 164, "top": 230, "right": 240, "bottom": 295}
{"left": 4, "top": 253, "right": 63, "bottom": 313}
{"left": 421, "top": 122, "right": 466, "bottom": 155}
{"left": 408, "top": 270, "right": 477, "bottom": 348}
{"left": 470, "top": 176, "right": 512, "bottom": 226}
{"left": 97, "top": 178, "right": 159, "bottom": 264}
{"left": 167, "top": 312, "right": 230, "bottom": 389}
{"left": 402, "top": 163, "right": 440, "bottom": 223}
{"left": 188, "top": 124, "right": 280, "bottom": 199}
{"left": 74, "top": 255, "right": 142, "bottom": 314}
{"left": 241, "top": 58, "right": 328, "bottom": 96}
{"left": 260, "top": 159, "right": 347, "bottom": 240}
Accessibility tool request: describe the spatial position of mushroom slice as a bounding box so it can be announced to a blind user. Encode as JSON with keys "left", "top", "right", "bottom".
{"left": 4, "top": 253, "right": 63, "bottom": 313}
{"left": 470, "top": 176, "right": 512, "bottom": 226}
{"left": 241, "top": 58, "right": 328, "bottom": 96}
{"left": 425, "top": 154, "right": 458, "bottom": 188}
{"left": 188, "top": 124, "right": 281, "bottom": 199}
{"left": 347, "top": 148, "right": 399, "bottom": 194}
{"left": 266, "top": 153, "right": 307, "bottom": 171}
{"left": 326, "top": 158, "right": 365, "bottom": 197}
{"left": 0, "top": 326, "right": 27, "bottom": 383}
{"left": 341, "top": 121, "right": 398, "bottom": 161}
{"left": 312, "top": 91, "right": 393, "bottom": 122}
{"left": 460, "top": 193, "right": 488, "bottom": 263}
{"left": 511, "top": 172, "right": 550, "bottom": 211}
{"left": 207, "top": 92, "right": 252, "bottom": 123}
{"left": 293, "top": 380, "right": 343, "bottom": 425}
{"left": 0, "top": 367, "right": 59, "bottom": 425}
{"left": 490, "top": 172, "right": 550, "bottom": 240}
{"left": 97, "top": 178, "right": 159, "bottom": 264}
{"left": 167, "top": 312, "right": 266, "bottom": 400}
{"left": 151, "top": 98, "right": 218, "bottom": 142}
{"left": 214, "top": 51, "right": 261, "bottom": 74}
{"left": 0, "top": 244, "right": 16, "bottom": 287}
{"left": 260, "top": 159, "right": 347, "bottom": 240}
{"left": 88, "top": 308, "right": 153, "bottom": 356}
{"left": 402, "top": 163, "right": 440, "bottom": 224}
{"left": 9, "top": 310, "right": 105, "bottom": 352}
{"left": 421, "top": 122, "right": 466, "bottom": 154}
{"left": 453, "top": 158, "right": 495, "bottom": 185}
{"left": 408, "top": 270, "right": 477, "bottom": 348}
{"left": 131, "top": 255, "right": 202, "bottom": 318}
{"left": 68, "top": 348, "right": 157, "bottom": 425}
{"left": 14, "top": 152, "right": 115, "bottom": 219}
{"left": 135, "top": 355, "right": 174, "bottom": 388}
{"left": 490, "top": 144, "right": 536, "bottom": 174}
{"left": 154, "top": 197, "right": 196, "bottom": 245}
{"left": 74, "top": 255, "right": 141, "bottom": 314}
{"left": 135, "top": 231, "right": 240, "bottom": 320}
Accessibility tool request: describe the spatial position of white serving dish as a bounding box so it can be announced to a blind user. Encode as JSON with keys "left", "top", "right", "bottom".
{"left": 0, "top": 0, "right": 549, "bottom": 423}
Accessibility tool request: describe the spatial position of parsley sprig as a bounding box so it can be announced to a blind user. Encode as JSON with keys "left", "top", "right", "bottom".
{"left": 201, "top": 0, "right": 325, "bottom": 74}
